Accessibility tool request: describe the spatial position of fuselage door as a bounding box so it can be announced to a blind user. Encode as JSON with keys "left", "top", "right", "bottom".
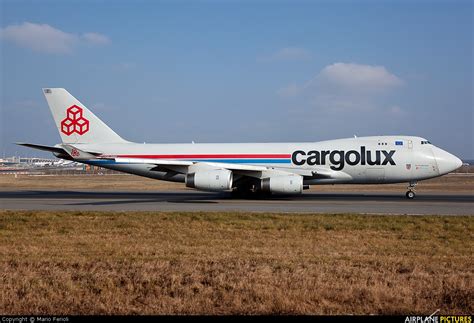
{"left": 403, "top": 140, "right": 414, "bottom": 179}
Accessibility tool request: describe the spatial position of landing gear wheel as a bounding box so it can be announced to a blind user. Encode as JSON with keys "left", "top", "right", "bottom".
{"left": 406, "top": 191, "right": 415, "bottom": 199}
{"left": 405, "top": 181, "right": 417, "bottom": 199}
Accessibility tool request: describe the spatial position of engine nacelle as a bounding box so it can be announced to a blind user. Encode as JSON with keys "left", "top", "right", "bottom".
{"left": 185, "top": 169, "right": 233, "bottom": 191}
{"left": 261, "top": 175, "right": 304, "bottom": 194}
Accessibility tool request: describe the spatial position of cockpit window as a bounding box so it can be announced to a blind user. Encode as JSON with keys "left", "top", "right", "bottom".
{"left": 421, "top": 140, "right": 431, "bottom": 145}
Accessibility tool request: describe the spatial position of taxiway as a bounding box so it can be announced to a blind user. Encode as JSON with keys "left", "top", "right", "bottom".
{"left": 1, "top": 190, "right": 472, "bottom": 215}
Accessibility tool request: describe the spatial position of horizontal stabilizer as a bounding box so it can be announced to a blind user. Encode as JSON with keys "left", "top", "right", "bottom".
{"left": 16, "top": 142, "right": 102, "bottom": 160}
{"left": 16, "top": 142, "right": 66, "bottom": 154}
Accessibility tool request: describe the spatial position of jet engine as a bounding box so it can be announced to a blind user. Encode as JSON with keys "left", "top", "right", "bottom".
{"left": 185, "top": 169, "right": 233, "bottom": 191}
{"left": 261, "top": 175, "right": 304, "bottom": 194}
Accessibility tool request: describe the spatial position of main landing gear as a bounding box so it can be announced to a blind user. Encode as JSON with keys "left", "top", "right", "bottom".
{"left": 406, "top": 181, "right": 417, "bottom": 199}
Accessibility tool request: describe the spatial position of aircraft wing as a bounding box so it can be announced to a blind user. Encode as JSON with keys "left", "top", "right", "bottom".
{"left": 115, "top": 157, "right": 268, "bottom": 170}
{"left": 111, "top": 157, "right": 344, "bottom": 180}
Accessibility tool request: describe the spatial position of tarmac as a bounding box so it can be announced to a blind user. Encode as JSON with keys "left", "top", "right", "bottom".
{"left": 1, "top": 190, "right": 473, "bottom": 215}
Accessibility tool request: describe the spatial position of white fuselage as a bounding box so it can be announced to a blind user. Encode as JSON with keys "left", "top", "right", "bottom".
{"left": 27, "top": 88, "right": 463, "bottom": 197}
{"left": 69, "top": 135, "right": 461, "bottom": 185}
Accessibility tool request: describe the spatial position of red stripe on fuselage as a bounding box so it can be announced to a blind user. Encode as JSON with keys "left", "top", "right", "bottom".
{"left": 115, "top": 154, "right": 291, "bottom": 159}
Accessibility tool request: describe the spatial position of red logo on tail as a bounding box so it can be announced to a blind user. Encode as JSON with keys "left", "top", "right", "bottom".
{"left": 61, "top": 105, "right": 89, "bottom": 135}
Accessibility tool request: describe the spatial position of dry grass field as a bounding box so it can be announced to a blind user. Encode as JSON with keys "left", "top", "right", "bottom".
{"left": 1, "top": 173, "right": 474, "bottom": 193}
{"left": 0, "top": 210, "right": 472, "bottom": 315}
{"left": 0, "top": 174, "right": 184, "bottom": 191}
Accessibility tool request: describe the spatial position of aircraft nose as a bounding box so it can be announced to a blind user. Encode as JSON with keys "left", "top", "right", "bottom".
{"left": 432, "top": 146, "right": 463, "bottom": 175}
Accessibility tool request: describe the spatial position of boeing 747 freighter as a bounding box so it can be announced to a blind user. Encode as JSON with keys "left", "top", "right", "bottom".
{"left": 18, "top": 88, "right": 462, "bottom": 199}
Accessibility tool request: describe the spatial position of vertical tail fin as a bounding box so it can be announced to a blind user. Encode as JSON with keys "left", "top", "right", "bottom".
{"left": 43, "top": 88, "right": 127, "bottom": 144}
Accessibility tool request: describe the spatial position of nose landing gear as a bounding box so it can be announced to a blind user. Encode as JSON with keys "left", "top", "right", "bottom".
{"left": 406, "top": 181, "right": 417, "bottom": 199}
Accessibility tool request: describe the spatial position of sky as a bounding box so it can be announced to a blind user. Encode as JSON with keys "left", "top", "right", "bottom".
{"left": 1, "top": 0, "right": 473, "bottom": 159}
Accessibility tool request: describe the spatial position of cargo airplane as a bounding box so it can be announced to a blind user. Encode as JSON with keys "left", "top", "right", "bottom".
{"left": 17, "top": 88, "right": 462, "bottom": 199}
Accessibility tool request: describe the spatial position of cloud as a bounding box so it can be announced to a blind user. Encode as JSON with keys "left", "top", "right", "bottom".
{"left": 259, "top": 47, "right": 312, "bottom": 62}
{"left": 81, "top": 32, "right": 110, "bottom": 45}
{"left": 0, "top": 22, "right": 110, "bottom": 54}
{"left": 0, "top": 22, "right": 76, "bottom": 54}
{"left": 318, "top": 62, "right": 403, "bottom": 93}
{"left": 277, "top": 62, "right": 404, "bottom": 114}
